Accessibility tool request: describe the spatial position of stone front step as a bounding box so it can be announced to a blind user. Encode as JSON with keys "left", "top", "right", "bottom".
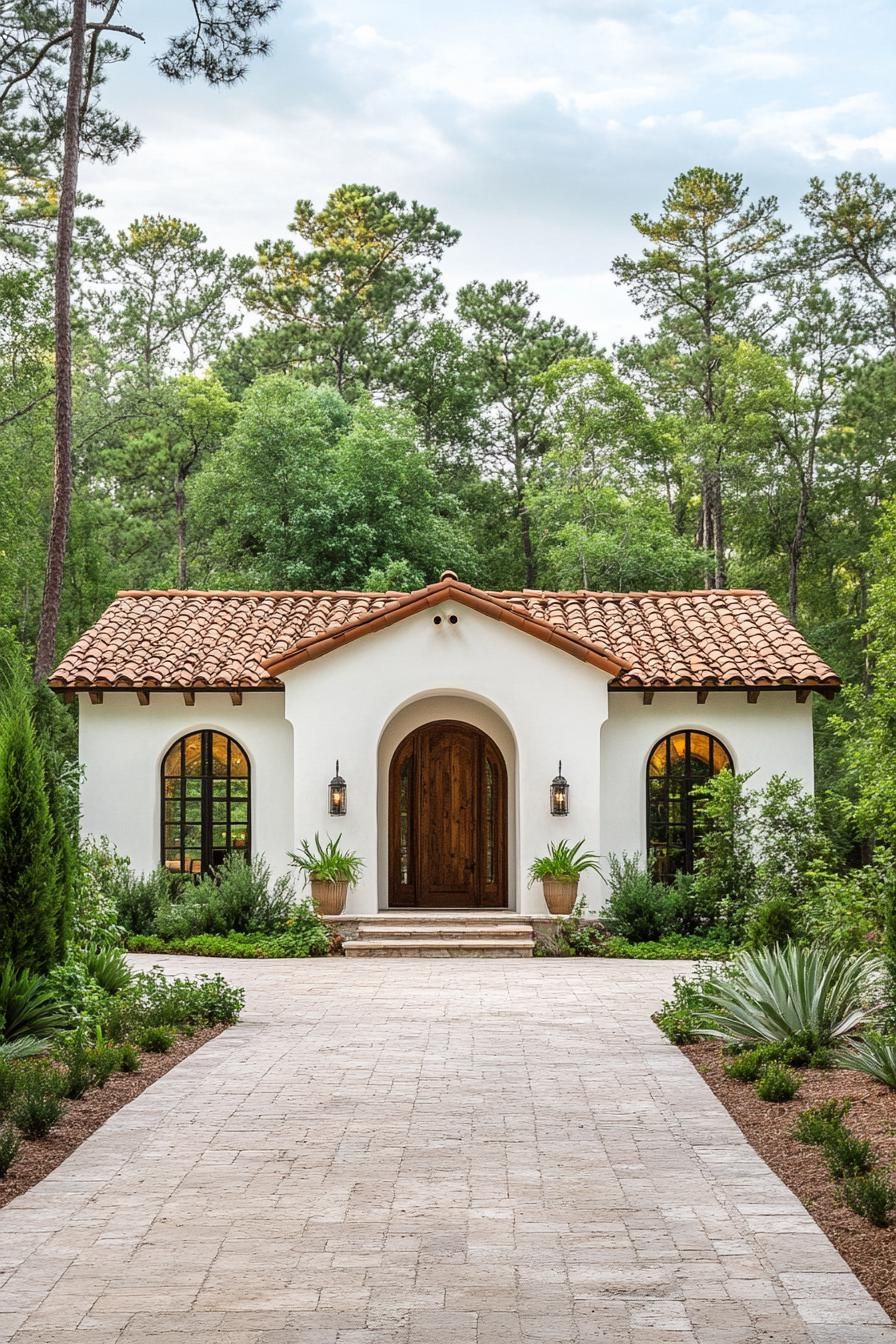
{"left": 345, "top": 936, "right": 535, "bottom": 958}
{"left": 338, "top": 911, "right": 538, "bottom": 957}
{"left": 355, "top": 921, "right": 534, "bottom": 939}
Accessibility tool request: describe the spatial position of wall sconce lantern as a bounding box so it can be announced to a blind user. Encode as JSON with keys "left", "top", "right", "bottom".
{"left": 550, "top": 761, "right": 569, "bottom": 816}
{"left": 328, "top": 761, "right": 347, "bottom": 815}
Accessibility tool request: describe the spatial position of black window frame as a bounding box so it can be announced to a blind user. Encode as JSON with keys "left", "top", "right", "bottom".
{"left": 646, "top": 730, "right": 732, "bottom": 882}
{"left": 161, "top": 730, "right": 251, "bottom": 876}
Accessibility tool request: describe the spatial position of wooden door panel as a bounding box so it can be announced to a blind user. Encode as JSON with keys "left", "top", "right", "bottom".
{"left": 388, "top": 720, "right": 507, "bottom": 909}
{"left": 419, "top": 726, "right": 478, "bottom": 905}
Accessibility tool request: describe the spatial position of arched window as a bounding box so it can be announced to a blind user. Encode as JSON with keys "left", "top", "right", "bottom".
{"left": 162, "top": 731, "right": 250, "bottom": 874}
{"left": 647, "top": 731, "right": 732, "bottom": 881}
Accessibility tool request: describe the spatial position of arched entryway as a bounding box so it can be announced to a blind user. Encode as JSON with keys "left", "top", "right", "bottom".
{"left": 388, "top": 720, "right": 508, "bottom": 908}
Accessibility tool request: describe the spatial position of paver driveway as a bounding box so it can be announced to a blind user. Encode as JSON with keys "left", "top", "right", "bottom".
{"left": 0, "top": 955, "right": 892, "bottom": 1344}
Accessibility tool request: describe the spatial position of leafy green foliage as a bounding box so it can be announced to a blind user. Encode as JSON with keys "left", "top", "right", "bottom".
{"left": 698, "top": 944, "right": 880, "bottom": 1048}
{"left": 755, "top": 1063, "right": 800, "bottom": 1103}
{"left": 842, "top": 1171, "right": 896, "bottom": 1227}
{"left": 81, "top": 948, "right": 132, "bottom": 996}
{"left": 0, "top": 1121, "right": 19, "bottom": 1176}
{"left": 0, "top": 964, "right": 66, "bottom": 1045}
{"left": 11, "top": 1065, "right": 65, "bottom": 1138}
{"left": 0, "top": 670, "right": 60, "bottom": 972}
{"left": 290, "top": 835, "right": 364, "bottom": 886}
{"left": 127, "top": 927, "right": 329, "bottom": 958}
{"left": 793, "top": 1099, "right": 852, "bottom": 1145}
{"left": 824, "top": 1128, "right": 875, "bottom": 1180}
{"left": 118, "top": 1043, "right": 140, "bottom": 1074}
{"left": 136, "top": 1026, "right": 175, "bottom": 1054}
{"left": 653, "top": 967, "right": 718, "bottom": 1044}
{"left": 527, "top": 840, "right": 601, "bottom": 883}
{"left": 745, "top": 898, "right": 800, "bottom": 950}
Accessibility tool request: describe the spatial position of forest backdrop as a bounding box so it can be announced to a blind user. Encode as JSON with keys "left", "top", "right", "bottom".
{"left": 4, "top": 142, "right": 896, "bottom": 847}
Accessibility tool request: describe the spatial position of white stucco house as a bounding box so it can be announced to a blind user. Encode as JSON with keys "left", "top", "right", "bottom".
{"left": 52, "top": 573, "right": 839, "bottom": 939}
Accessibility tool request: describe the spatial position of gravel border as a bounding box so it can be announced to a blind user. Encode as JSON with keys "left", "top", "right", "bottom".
{"left": 683, "top": 1039, "right": 896, "bottom": 1322}
{"left": 0, "top": 1025, "right": 223, "bottom": 1211}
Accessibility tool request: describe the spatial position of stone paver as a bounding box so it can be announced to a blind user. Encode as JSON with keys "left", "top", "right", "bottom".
{"left": 0, "top": 955, "right": 892, "bottom": 1343}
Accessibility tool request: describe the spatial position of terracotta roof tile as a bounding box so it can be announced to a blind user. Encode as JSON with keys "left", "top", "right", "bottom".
{"left": 50, "top": 582, "right": 840, "bottom": 692}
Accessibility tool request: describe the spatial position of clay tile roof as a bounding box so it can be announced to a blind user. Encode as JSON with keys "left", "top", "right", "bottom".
{"left": 50, "top": 583, "right": 840, "bottom": 693}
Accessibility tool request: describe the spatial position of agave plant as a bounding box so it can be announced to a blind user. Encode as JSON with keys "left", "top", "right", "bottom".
{"left": 0, "top": 1035, "right": 50, "bottom": 1060}
{"left": 836, "top": 1034, "right": 896, "bottom": 1089}
{"left": 0, "top": 963, "right": 66, "bottom": 1045}
{"left": 696, "top": 943, "right": 882, "bottom": 1048}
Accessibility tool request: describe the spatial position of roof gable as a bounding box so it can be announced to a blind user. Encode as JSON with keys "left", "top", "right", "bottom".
{"left": 261, "top": 577, "right": 630, "bottom": 678}
{"left": 49, "top": 579, "right": 841, "bottom": 693}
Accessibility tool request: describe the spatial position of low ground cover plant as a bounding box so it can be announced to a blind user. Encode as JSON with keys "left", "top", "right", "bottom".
{"left": 755, "top": 1062, "right": 800, "bottom": 1103}
{"left": 793, "top": 1098, "right": 896, "bottom": 1226}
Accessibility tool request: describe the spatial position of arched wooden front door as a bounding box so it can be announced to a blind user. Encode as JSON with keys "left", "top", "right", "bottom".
{"left": 388, "top": 720, "right": 508, "bottom": 908}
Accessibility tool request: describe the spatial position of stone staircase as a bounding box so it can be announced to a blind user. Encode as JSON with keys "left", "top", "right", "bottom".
{"left": 341, "top": 911, "right": 537, "bottom": 958}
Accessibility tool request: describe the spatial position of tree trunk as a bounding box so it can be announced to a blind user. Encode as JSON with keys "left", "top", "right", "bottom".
{"left": 519, "top": 501, "right": 536, "bottom": 588}
{"left": 33, "top": 0, "right": 87, "bottom": 682}
{"left": 175, "top": 468, "right": 189, "bottom": 587}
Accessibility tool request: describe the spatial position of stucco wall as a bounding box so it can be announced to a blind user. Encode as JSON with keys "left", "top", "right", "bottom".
{"left": 598, "top": 690, "right": 816, "bottom": 903}
{"left": 282, "top": 601, "right": 611, "bottom": 914}
{"left": 76, "top": 614, "right": 818, "bottom": 918}
{"left": 78, "top": 692, "right": 294, "bottom": 877}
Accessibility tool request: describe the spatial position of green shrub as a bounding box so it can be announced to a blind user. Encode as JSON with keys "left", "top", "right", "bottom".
{"left": 115, "top": 867, "right": 179, "bottom": 937}
{"left": 58, "top": 1036, "right": 94, "bottom": 1099}
{"left": 137, "top": 1025, "right": 175, "bottom": 1053}
{"left": 724, "top": 1047, "right": 769, "bottom": 1082}
{"left": 118, "top": 1043, "right": 140, "bottom": 1073}
{"left": 84, "top": 1042, "right": 121, "bottom": 1088}
{"left": 836, "top": 1034, "right": 896, "bottom": 1089}
{"left": 745, "top": 897, "right": 799, "bottom": 950}
{"left": 205, "top": 854, "right": 297, "bottom": 934}
{"left": 0, "top": 963, "right": 66, "bottom": 1045}
{"left": 755, "top": 1063, "right": 800, "bottom": 1102}
{"left": 0, "top": 1060, "right": 17, "bottom": 1113}
{"left": 692, "top": 770, "right": 758, "bottom": 939}
{"left": 82, "top": 947, "right": 132, "bottom": 995}
{"left": 793, "top": 1099, "right": 852, "bottom": 1145}
{"left": 74, "top": 839, "right": 129, "bottom": 948}
{"left": 842, "top": 1170, "right": 896, "bottom": 1227}
{"left": 603, "top": 854, "right": 669, "bottom": 942}
{"left": 653, "top": 967, "right": 716, "bottom": 1043}
{"left": 12, "top": 1067, "right": 65, "bottom": 1138}
{"left": 45, "top": 956, "right": 112, "bottom": 1032}
{"left": 698, "top": 943, "right": 880, "bottom": 1048}
{"left": 823, "top": 1128, "right": 875, "bottom": 1179}
{"left": 0, "top": 1122, "right": 20, "bottom": 1176}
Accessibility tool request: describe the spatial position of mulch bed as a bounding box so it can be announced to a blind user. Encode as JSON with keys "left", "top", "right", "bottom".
{"left": 682, "top": 1040, "right": 896, "bottom": 1321}
{"left": 0, "top": 1025, "right": 223, "bottom": 1211}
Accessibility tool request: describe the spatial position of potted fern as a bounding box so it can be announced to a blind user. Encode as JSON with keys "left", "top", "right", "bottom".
{"left": 528, "top": 839, "right": 601, "bottom": 916}
{"left": 290, "top": 833, "right": 363, "bottom": 916}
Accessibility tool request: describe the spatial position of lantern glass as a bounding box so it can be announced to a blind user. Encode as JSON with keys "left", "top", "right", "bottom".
{"left": 550, "top": 761, "right": 569, "bottom": 816}
{"left": 329, "top": 760, "right": 347, "bottom": 815}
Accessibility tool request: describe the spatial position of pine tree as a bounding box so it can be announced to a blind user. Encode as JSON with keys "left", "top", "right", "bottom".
{"left": 0, "top": 673, "right": 57, "bottom": 971}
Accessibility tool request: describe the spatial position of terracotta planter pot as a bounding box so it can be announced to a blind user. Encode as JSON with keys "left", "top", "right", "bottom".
{"left": 310, "top": 878, "right": 349, "bottom": 916}
{"left": 541, "top": 877, "right": 579, "bottom": 916}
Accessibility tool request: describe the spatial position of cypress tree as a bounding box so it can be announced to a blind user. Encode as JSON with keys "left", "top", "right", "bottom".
{"left": 0, "top": 674, "right": 58, "bottom": 972}
{"left": 44, "top": 761, "right": 76, "bottom": 959}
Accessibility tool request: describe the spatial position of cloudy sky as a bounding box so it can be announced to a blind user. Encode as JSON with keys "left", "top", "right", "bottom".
{"left": 80, "top": 0, "right": 896, "bottom": 346}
